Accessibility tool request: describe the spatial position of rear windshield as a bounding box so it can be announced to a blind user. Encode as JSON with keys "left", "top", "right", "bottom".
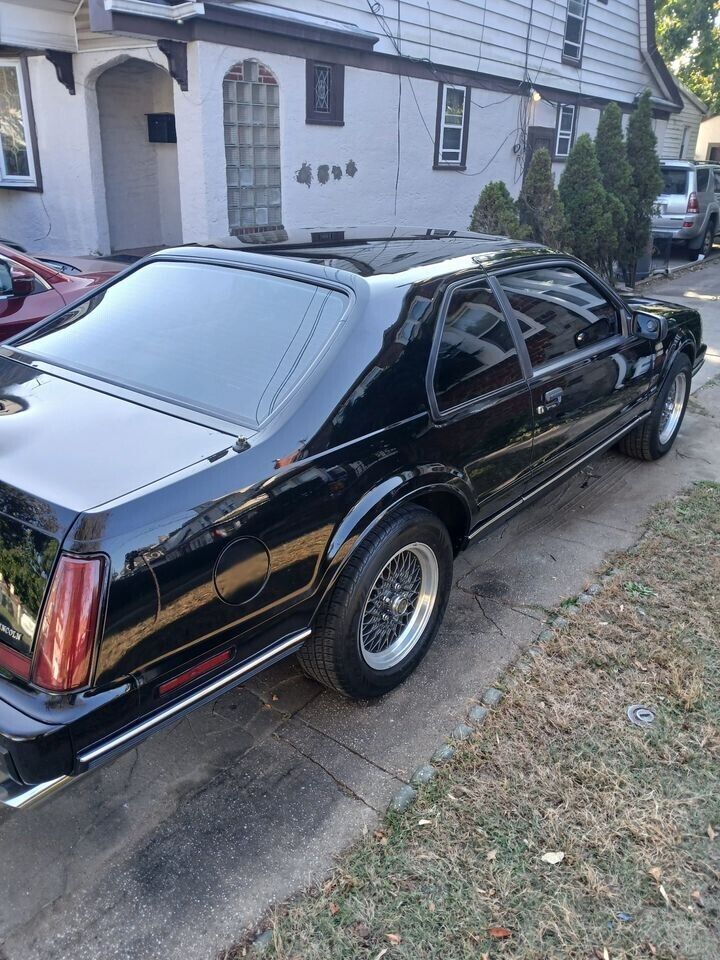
{"left": 661, "top": 168, "right": 689, "bottom": 195}
{"left": 14, "top": 261, "right": 349, "bottom": 426}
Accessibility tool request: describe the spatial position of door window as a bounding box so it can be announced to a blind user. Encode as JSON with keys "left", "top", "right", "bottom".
{"left": 498, "top": 265, "right": 620, "bottom": 368}
{"left": 433, "top": 280, "right": 523, "bottom": 411}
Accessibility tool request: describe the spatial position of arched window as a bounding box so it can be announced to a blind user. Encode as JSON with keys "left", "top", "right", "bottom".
{"left": 223, "top": 60, "right": 282, "bottom": 233}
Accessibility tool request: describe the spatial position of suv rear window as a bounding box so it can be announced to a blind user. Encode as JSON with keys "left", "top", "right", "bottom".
{"left": 13, "top": 261, "right": 349, "bottom": 427}
{"left": 661, "top": 168, "right": 689, "bottom": 195}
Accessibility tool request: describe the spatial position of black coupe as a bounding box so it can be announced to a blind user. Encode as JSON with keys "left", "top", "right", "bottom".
{"left": 0, "top": 229, "right": 705, "bottom": 807}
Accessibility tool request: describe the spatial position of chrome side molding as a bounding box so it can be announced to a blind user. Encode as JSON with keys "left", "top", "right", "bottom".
{"left": 78, "top": 629, "right": 311, "bottom": 765}
{"left": 1, "top": 629, "right": 310, "bottom": 810}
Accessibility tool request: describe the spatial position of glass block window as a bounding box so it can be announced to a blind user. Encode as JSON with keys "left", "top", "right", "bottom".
{"left": 434, "top": 84, "right": 470, "bottom": 168}
{"left": 224, "top": 60, "right": 282, "bottom": 233}
{"left": 0, "top": 60, "right": 37, "bottom": 187}
{"left": 563, "top": 0, "right": 588, "bottom": 62}
{"left": 555, "top": 104, "right": 576, "bottom": 158}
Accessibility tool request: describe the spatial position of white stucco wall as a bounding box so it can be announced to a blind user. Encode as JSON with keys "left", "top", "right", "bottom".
{"left": 696, "top": 115, "right": 720, "bottom": 161}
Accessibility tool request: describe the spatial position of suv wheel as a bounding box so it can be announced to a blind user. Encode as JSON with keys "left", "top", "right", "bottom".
{"left": 689, "top": 221, "right": 715, "bottom": 261}
{"left": 298, "top": 505, "right": 453, "bottom": 699}
{"left": 618, "top": 354, "right": 692, "bottom": 461}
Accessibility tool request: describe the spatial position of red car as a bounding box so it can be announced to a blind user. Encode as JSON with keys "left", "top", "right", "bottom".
{"left": 0, "top": 244, "right": 119, "bottom": 341}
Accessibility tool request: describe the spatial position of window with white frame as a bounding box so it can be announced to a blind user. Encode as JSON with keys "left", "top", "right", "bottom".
{"left": 555, "top": 104, "right": 576, "bottom": 158}
{"left": 563, "top": 0, "right": 588, "bottom": 62}
{"left": 0, "top": 60, "right": 37, "bottom": 187}
{"left": 435, "top": 84, "right": 469, "bottom": 168}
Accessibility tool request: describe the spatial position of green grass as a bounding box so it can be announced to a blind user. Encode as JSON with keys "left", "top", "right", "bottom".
{"left": 225, "top": 482, "right": 720, "bottom": 960}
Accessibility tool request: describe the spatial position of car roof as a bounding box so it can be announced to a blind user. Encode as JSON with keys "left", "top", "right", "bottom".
{"left": 161, "top": 226, "right": 551, "bottom": 282}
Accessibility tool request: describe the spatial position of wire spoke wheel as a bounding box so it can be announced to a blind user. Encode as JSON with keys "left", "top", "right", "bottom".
{"left": 658, "top": 371, "right": 687, "bottom": 445}
{"left": 359, "top": 542, "right": 438, "bottom": 671}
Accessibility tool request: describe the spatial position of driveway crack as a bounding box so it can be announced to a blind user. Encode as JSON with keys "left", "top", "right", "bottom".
{"left": 274, "top": 732, "right": 382, "bottom": 813}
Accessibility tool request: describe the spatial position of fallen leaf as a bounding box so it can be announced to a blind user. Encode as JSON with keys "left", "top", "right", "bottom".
{"left": 659, "top": 884, "right": 670, "bottom": 907}
{"left": 427, "top": 901, "right": 435, "bottom": 913}
{"left": 708, "top": 824, "right": 717, "bottom": 841}
{"left": 373, "top": 950, "right": 388, "bottom": 960}
{"left": 541, "top": 851, "right": 565, "bottom": 865}
{"left": 329, "top": 903, "right": 339, "bottom": 916}
{"left": 386, "top": 933, "right": 402, "bottom": 945}
{"left": 271, "top": 694, "right": 279, "bottom": 701}
{"left": 417, "top": 819, "right": 432, "bottom": 826}
{"left": 488, "top": 926, "right": 512, "bottom": 939}
{"left": 648, "top": 866, "right": 662, "bottom": 882}
{"left": 647, "top": 943, "right": 657, "bottom": 956}
{"left": 486, "top": 849, "right": 498, "bottom": 861}
{"left": 691, "top": 889, "right": 704, "bottom": 907}
{"left": 603, "top": 949, "right": 610, "bottom": 960}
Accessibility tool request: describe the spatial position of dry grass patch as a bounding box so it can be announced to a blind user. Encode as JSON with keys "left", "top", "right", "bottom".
{"left": 226, "top": 482, "right": 720, "bottom": 960}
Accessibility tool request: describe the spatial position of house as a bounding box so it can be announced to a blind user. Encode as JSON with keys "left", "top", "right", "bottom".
{"left": 696, "top": 115, "right": 720, "bottom": 162}
{"left": 0, "top": 0, "right": 682, "bottom": 256}
{"left": 661, "top": 80, "right": 708, "bottom": 160}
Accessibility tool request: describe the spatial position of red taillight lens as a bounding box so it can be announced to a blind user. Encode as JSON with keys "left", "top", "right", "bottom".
{"left": 32, "top": 555, "right": 106, "bottom": 692}
{"left": 686, "top": 192, "right": 699, "bottom": 214}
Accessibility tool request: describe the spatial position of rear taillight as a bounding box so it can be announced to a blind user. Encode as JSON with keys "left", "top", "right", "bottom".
{"left": 32, "top": 555, "right": 106, "bottom": 692}
{"left": 686, "top": 192, "right": 699, "bottom": 214}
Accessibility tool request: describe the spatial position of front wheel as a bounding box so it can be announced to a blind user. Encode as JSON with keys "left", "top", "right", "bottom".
{"left": 618, "top": 354, "right": 692, "bottom": 461}
{"left": 298, "top": 506, "right": 453, "bottom": 699}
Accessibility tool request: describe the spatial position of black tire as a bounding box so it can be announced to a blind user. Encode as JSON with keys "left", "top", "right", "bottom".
{"left": 618, "top": 354, "right": 692, "bottom": 461}
{"left": 298, "top": 505, "right": 453, "bottom": 699}
{"left": 688, "top": 221, "right": 715, "bottom": 261}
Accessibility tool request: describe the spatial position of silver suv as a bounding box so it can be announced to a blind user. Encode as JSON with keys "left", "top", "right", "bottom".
{"left": 652, "top": 161, "right": 720, "bottom": 260}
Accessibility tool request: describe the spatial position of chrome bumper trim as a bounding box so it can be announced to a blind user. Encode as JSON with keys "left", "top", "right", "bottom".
{"left": 78, "top": 629, "right": 311, "bottom": 765}
{"left": 1, "top": 774, "right": 71, "bottom": 810}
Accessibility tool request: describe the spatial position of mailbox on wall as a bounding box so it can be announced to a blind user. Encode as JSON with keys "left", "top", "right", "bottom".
{"left": 147, "top": 113, "right": 177, "bottom": 144}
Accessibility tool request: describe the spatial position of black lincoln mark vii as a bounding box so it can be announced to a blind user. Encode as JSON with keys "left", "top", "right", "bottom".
{"left": 0, "top": 229, "right": 705, "bottom": 807}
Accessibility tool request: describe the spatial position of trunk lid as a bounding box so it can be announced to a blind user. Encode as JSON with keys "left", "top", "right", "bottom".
{"left": 0, "top": 354, "right": 239, "bottom": 671}
{"left": 653, "top": 167, "right": 692, "bottom": 230}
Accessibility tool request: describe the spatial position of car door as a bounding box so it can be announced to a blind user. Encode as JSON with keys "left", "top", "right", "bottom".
{"left": 425, "top": 273, "right": 534, "bottom": 523}
{"left": 495, "top": 261, "right": 655, "bottom": 486}
{"left": 0, "top": 255, "right": 64, "bottom": 341}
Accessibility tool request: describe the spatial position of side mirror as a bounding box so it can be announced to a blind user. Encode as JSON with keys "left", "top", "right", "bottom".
{"left": 11, "top": 274, "right": 35, "bottom": 297}
{"left": 0, "top": 260, "right": 13, "bottom": 296}
{"left": 633, "top": 311, "right": 668, "bottom": 342}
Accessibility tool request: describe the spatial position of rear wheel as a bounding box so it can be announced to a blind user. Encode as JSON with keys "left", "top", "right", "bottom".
{"left": 618, "top": 354, "right": 692, "bottom": 461}
{"left": 688, "top": 221, "right": 715, "bottom": 260}
{"left": 299, "top": 506, "right": 453, "bottom": 699}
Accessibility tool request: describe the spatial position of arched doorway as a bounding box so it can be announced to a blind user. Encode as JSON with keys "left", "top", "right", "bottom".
{"left": 96, "top": 59, "right": 182, "bottom": 253}
{"left": 223, "top": 60, "right": 282, "bottom": 235}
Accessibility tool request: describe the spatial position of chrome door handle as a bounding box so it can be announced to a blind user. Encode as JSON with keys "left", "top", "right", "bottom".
{"left": 537, "top": 387, "right": 563, "bottom": 415}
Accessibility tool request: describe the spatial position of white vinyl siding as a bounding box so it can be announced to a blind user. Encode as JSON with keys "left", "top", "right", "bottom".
{"left": 246, "top": 0, "right": 668, "bottom": 106}
{"left": 0, "top": 60, "right": 37, "bottom": 187}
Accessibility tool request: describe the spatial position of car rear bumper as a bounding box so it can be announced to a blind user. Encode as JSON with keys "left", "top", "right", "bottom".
{"left": 0, "top": 628, "right": 310, "bottom": 809}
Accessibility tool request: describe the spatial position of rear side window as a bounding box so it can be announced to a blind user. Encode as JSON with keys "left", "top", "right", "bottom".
{"left": 661, "top": 168, "right": 689, "bottom": 194}
{"left": 15, "top": 261, "right": 349, "bottom": 426}
{"left": 696, "top": 168, "right": 710, "bottom": 192}
{"left": 498, "top": 265, "right": 619, "bottom": 368}
{"left": 433, "top": 279, "right": 523, "bottom": 411}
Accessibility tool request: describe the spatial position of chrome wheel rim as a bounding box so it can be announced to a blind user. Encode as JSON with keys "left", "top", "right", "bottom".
{"left": 658, "top": 371, "right": 687, "bottom": 445}
{"left": 359, "top": 543, "right": 439, "bottom": 671}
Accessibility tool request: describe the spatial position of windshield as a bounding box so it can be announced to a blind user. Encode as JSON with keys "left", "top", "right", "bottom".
{"left": 13, "top": 260, "right": 349, "bottom": 426}
{"left": 660, "top": 168, "right": 689, "bottom": 195}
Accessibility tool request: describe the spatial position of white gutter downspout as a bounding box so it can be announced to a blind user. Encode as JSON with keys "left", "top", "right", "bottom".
{"left": 103, "top": 1, "right": 205, "bottom": 20}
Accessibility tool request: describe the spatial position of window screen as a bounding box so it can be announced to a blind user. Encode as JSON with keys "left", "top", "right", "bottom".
{"left": 433, "top": 280, "right": 523, "bottom": 411}
{"left": 15, "top": 261, "right": 349, "bottom": 426}
{"left": 498, "top": 266, "right": 619, "bottom": 368}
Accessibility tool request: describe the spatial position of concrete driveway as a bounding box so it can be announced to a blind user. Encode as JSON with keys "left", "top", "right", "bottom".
{"left": 1, "top": 261, "right": 719, "bottom": 960}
